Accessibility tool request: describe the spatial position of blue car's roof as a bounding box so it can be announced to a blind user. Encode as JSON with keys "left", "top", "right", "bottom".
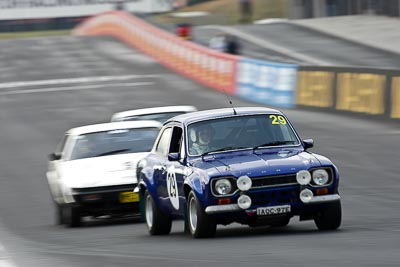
{"left": 166, "top": 107, "right": 282, "bottom": 125}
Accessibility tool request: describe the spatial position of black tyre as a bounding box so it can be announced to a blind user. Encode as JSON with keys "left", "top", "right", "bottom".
{"left": 187, "top": 191, "right": 216, "bottom": 238}
{"left": 139, "top": 191, "right": 145, "bottom": 223}
{"left": 144, "top": 191, "right": 172, "bottom": 235}
{"left": 55, "top": 203, "right": 65, "bottom": 225}
{"left": 314, "top": 201, "right": 342, "bottom": 231}
{"left": 64, "top": 206, "right": 81, "bottom": 228}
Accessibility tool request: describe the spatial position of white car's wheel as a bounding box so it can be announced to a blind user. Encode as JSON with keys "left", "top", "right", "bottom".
{"left": 64, "top": 206, "right": 81, "bottom": 228}
{"left": 144, "top": 191, "right": 172, "bottom": 235}
{"left": 187, "top": 191, "right": 216, "bottom": 238}
{"left": 55, "top": 204, "right": 65, "bottom": 225}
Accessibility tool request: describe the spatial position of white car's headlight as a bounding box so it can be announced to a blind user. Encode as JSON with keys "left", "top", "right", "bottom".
{"left": 296, "top": 170, "right": 311, "bottom": 185}
{"left": 62, "top": 185, "right": 75, "bottom": 203}
{"left": 215, "top": 179, "right": 232, "bottom": 195}
{"left": 312, "top": 169, "right": 329, "bottom": 186}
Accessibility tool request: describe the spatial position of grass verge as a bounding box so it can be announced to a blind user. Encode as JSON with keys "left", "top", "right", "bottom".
{"left": 154, "top": 0, "right": 288, "bottom": 25}
{"left": 0, "top": 30, "right": 71, "bottom": 40}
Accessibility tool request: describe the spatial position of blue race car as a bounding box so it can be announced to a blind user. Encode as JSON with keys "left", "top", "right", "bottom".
{"left": 136, "top": 107, "right": 341, "bottom": 238}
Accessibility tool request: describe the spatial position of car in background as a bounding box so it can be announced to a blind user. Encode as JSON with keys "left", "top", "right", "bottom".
{"left": 110, "top": 105, "right": 197, "bottom": 123}
{"left": 46, "top": 120, "right": 162, "bottom": 227}
{"left": 137, "top": 107, "right": 341, "bottom": 238}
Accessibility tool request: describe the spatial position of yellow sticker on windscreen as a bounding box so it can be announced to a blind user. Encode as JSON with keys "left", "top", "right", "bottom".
{"left": 269, "top": 115, "right": 287, "bottom": 125}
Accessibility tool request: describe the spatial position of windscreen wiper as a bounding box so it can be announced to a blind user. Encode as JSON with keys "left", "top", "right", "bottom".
{"left": 253, "top": 141, "right": 297, "bottom": 150}
{"left": 201, "top": 146, "right": 249, "bottom": 157}
{"left": 96, "top": 149, "right": 130, "bottom": 157}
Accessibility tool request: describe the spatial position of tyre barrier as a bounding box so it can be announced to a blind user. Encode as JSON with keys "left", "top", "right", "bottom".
{"left": 74, "top": 11, "right": 400, "bottom": 120}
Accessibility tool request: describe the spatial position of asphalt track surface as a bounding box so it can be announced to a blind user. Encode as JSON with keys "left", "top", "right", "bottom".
{"left": 0, "top": 35, "right": 400, "bottom": 267}
{"left": 193, "top": 23, "right": 400, "bottom": 68}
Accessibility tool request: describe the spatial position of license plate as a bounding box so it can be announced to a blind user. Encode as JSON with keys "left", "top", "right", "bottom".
{"left": 256, "top": 205, "right": 291, "bottom": 216}
{"left": 119, "top": 192, "right": 139, "bottom": 203}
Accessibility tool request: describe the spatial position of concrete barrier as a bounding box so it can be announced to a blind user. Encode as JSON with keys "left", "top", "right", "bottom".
{"left": 298, "top": 66, "right": 400, "bottom": 120}
{"left": 296, "top": 71, "right": 334, "bottom": 108}
{"left": 336, "top": 73, "right": 386, "bottom": 115}
{"left": 391, "top": 77, "right": 400, "bottom": 119}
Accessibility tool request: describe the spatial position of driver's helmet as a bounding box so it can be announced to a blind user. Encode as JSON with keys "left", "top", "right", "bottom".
{"left": 197, "top": 125, "right": 214, "bottom": 145}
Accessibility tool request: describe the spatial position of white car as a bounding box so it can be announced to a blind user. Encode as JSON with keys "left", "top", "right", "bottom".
{"left": 110, "top": 105, "right": 197, "bottom": 123}
{"left": 46, "top": 120, "right": 162, "bottom": 227}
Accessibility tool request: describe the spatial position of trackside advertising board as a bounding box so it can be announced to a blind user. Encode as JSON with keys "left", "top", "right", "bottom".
{"left": 236, "top": 59, "right": 298, "bottom": 108}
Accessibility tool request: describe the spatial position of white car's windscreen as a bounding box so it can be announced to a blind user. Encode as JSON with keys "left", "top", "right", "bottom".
{"left": 187, "top": 114, "right": 300, "bottom": 156}
{"left": 69, "top": 127, "right": 159, "bottom": 160}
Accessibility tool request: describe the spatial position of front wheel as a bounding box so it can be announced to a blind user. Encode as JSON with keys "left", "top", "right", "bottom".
{"left": 314, "top": 201, "right": 342, "bottom": 231}
{"left": 187, "top": 191, "right": 216, "bottom": 238}
{"left": 64, "top": 206, "right": 81, "bottom": 228}
{"left": 55, "top": 203, "right": 65, "bottom": 225}
{"left": 145, "top": 191, "right": 172, "bottom": 235}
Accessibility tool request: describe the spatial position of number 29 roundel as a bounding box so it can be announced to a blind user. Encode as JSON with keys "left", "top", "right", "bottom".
{"left": 167, "top": 166, "right": 179, "bottom": 210}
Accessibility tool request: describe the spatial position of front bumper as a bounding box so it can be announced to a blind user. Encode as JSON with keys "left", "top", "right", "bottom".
{"left": 70, "top": 184, "right": 139, "bottom": 216}
{"left": 205, "top": 194, "right": 341, "bottom": 214}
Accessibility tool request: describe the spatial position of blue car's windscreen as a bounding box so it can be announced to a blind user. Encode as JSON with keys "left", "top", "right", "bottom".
{"left": 69, "top": 127, "right": 159, "bottom": 160}
{"left": 187, "top": 114, "right": 300, "bottom": 156}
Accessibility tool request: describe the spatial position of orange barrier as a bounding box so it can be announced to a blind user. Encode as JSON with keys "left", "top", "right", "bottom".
{"left": 74, "top": 11, "right": 238, "bottom": 94}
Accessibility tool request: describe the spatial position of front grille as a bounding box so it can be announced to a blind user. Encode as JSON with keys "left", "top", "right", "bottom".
{"left": 72, "top": 184, "right": 136, "bottom": 194}
{"left": 249, "top": 188, "right": 300, "bottom": 206}
{"left": 251, "top": 174, "right": 297, "bottom": 189}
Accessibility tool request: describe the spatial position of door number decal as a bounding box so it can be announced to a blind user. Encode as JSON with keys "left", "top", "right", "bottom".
{"left": 167, "top": 166, "right": 179, "bottom": 210}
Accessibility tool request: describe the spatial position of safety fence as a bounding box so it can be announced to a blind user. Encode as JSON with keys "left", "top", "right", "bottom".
{"left": 74, "top": 11, "right": 399, "bottom": 120}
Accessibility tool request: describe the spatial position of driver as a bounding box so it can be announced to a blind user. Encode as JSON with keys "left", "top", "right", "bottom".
{"left": 72, "top": 135, "right": 97, "bottom": 159}
{"left": 189, "top": 125, "right": 215, "bottom": 155}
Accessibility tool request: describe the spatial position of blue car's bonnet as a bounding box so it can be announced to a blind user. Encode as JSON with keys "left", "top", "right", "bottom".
{"left": 190, "top": 149, "right": 323, "bottom": 178}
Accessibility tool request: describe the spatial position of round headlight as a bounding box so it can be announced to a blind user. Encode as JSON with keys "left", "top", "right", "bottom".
{"left": 300, "top": 189, "right": 313, "bottom": 203}
{"left": 296, "top": 170, "right": 311, "bottom": 185}
{"left": 237, "top": 175, "right": 252, "bottom": 191}
{"left": 312, "top": 169, "right": 329, "bottom": 186}
{"left": 237, "top": 195, "right": 252, "bottom": 209}
{"left": 215, "top": 179, "right": 232, "bottom": 195}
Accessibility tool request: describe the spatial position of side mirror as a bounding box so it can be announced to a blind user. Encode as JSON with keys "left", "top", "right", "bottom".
{"left": 48, "top": 153, "right": 61, "bottom": 161}
{"left": 167, "top": 152, "right": 180, "bottom": 161}
{"left": 303, "top": 139, "right": 314, "bottom": 150}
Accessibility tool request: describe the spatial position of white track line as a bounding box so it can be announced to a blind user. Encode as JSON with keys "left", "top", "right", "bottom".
{"left": 0, "top": 243, "right": 17, "bottom": 267}
{"left": 0, "top": 75, "right": 162, "bottom": 90}
{"left": 0, "top": 82, "right": 154, "bottom": 96}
